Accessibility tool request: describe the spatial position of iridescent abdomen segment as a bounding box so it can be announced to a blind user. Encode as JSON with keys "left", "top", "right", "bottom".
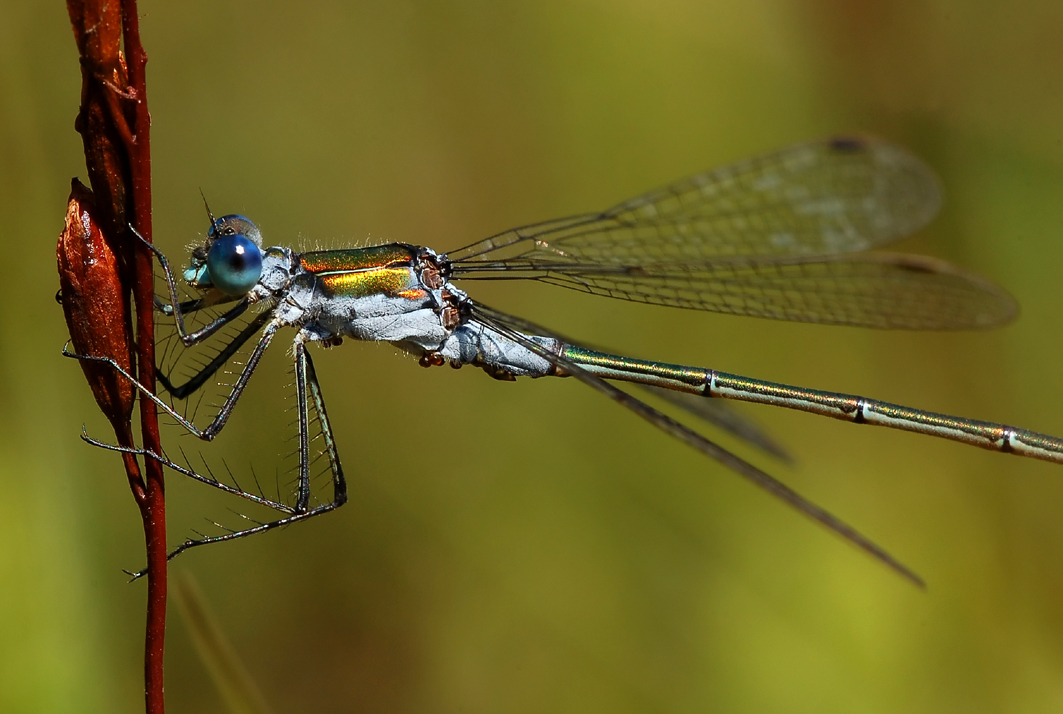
{"left": 560, "top": 345, "right": 1063, "bottom": 464}
{"left": 300, "top": 245, "right": 427, "bottom": 300}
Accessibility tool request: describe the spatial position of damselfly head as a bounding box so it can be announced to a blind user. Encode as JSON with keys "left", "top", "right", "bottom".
{"left": 183, "top": 214, "right": 265, "bottom": 295}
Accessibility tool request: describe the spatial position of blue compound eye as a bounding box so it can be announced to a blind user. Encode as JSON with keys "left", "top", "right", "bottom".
{"left": 206, "top": 233, "right": 263, "bottom": 295}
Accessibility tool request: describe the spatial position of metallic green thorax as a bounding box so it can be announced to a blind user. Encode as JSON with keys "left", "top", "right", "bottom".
{"left": 299, "top": 245, "right": 421, "bottom": 299}
{"left": 300, "top": 245, "right": 416, "bottom": 274}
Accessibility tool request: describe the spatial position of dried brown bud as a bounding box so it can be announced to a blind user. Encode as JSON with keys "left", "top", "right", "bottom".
{"left": 57, "top": 179, "right": 136, "bottom": 435}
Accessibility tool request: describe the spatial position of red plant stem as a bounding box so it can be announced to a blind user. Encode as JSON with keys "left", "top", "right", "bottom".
{"left": 119, "top": 3, "right": 167, "bottom": 713}
{"left": 64, "top": 0, "right": 166, "bottom": 710}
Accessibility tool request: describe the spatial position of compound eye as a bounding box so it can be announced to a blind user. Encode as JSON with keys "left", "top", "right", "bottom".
{"left": 206, "top": 233, "right": 263, "bottom": 295}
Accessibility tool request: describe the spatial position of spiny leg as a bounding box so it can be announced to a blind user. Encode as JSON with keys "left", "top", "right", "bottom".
{"left": 173, "top": 335, "right": 345, "bottom": 571}
{"left": 82, "top": 429, "right": 296, "bottom": 514}
{"left": 90, "top": 335, "right": 347, "bottom": 578}
{"left": 75, "top": 230, "right": 347, "bottom": 571}
{"left": 170, "top": 335, "right": 346, "bottom": 558}
{"left": 293, "top": 335, "right": 314, "bottom": 512}
{"left": 289, "top": 334, "right": 348, "bottom": 512}
{"left": 305, "top": 345, "right": 347, "bottom": 507}
{"left": 158, "top": 311, "right": 272, "bottom": 399}
{"left": 167, "top": 297, "right": 251, "bottom": 347}
{"left": 64, "top": 318, "right": 281, "bottom": 442}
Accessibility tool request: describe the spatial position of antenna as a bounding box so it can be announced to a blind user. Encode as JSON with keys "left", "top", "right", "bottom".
{"left": 198, "top": 189, "right": 216, "bottom": 227}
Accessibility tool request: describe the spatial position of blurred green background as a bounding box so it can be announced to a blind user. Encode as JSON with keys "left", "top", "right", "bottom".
{"left": 5, "top": 1, "right": 1063, "bottom": 712}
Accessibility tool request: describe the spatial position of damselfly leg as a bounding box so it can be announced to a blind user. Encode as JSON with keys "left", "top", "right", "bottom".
{"left": 68, "top": 324, "right": 347, "bottom": 574}
{"left": 67, "top": 230, "right": 348, "bottom": 568}
{"left": 81, "top": 335, "right": 345, "bottom": 578}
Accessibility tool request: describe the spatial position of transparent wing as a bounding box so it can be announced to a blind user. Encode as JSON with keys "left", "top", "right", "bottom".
{"left": 448, "top": 137, "right": 1012, "bottom": 329}
{"left": 457, "top": 253, "right": 1017, "bottom": 330}
{"left": 447, "top": 137, "right": 941, "bottom": 264}
{"left": 640, "top": 385, "right": 793, "bottom": 463}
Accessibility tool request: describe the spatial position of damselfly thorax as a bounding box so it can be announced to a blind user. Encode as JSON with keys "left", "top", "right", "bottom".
{"left": 241, "top": 241, "right": 563, "bottom": 378}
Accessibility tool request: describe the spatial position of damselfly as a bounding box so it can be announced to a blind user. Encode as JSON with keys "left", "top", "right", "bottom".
{"left": 76, "top": 137, "right": 1063, "bottom": 585}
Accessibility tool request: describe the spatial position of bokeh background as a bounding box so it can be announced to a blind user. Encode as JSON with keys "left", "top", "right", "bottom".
{"left": 5, "top": 1, "right": 1063, "bottom": 712}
